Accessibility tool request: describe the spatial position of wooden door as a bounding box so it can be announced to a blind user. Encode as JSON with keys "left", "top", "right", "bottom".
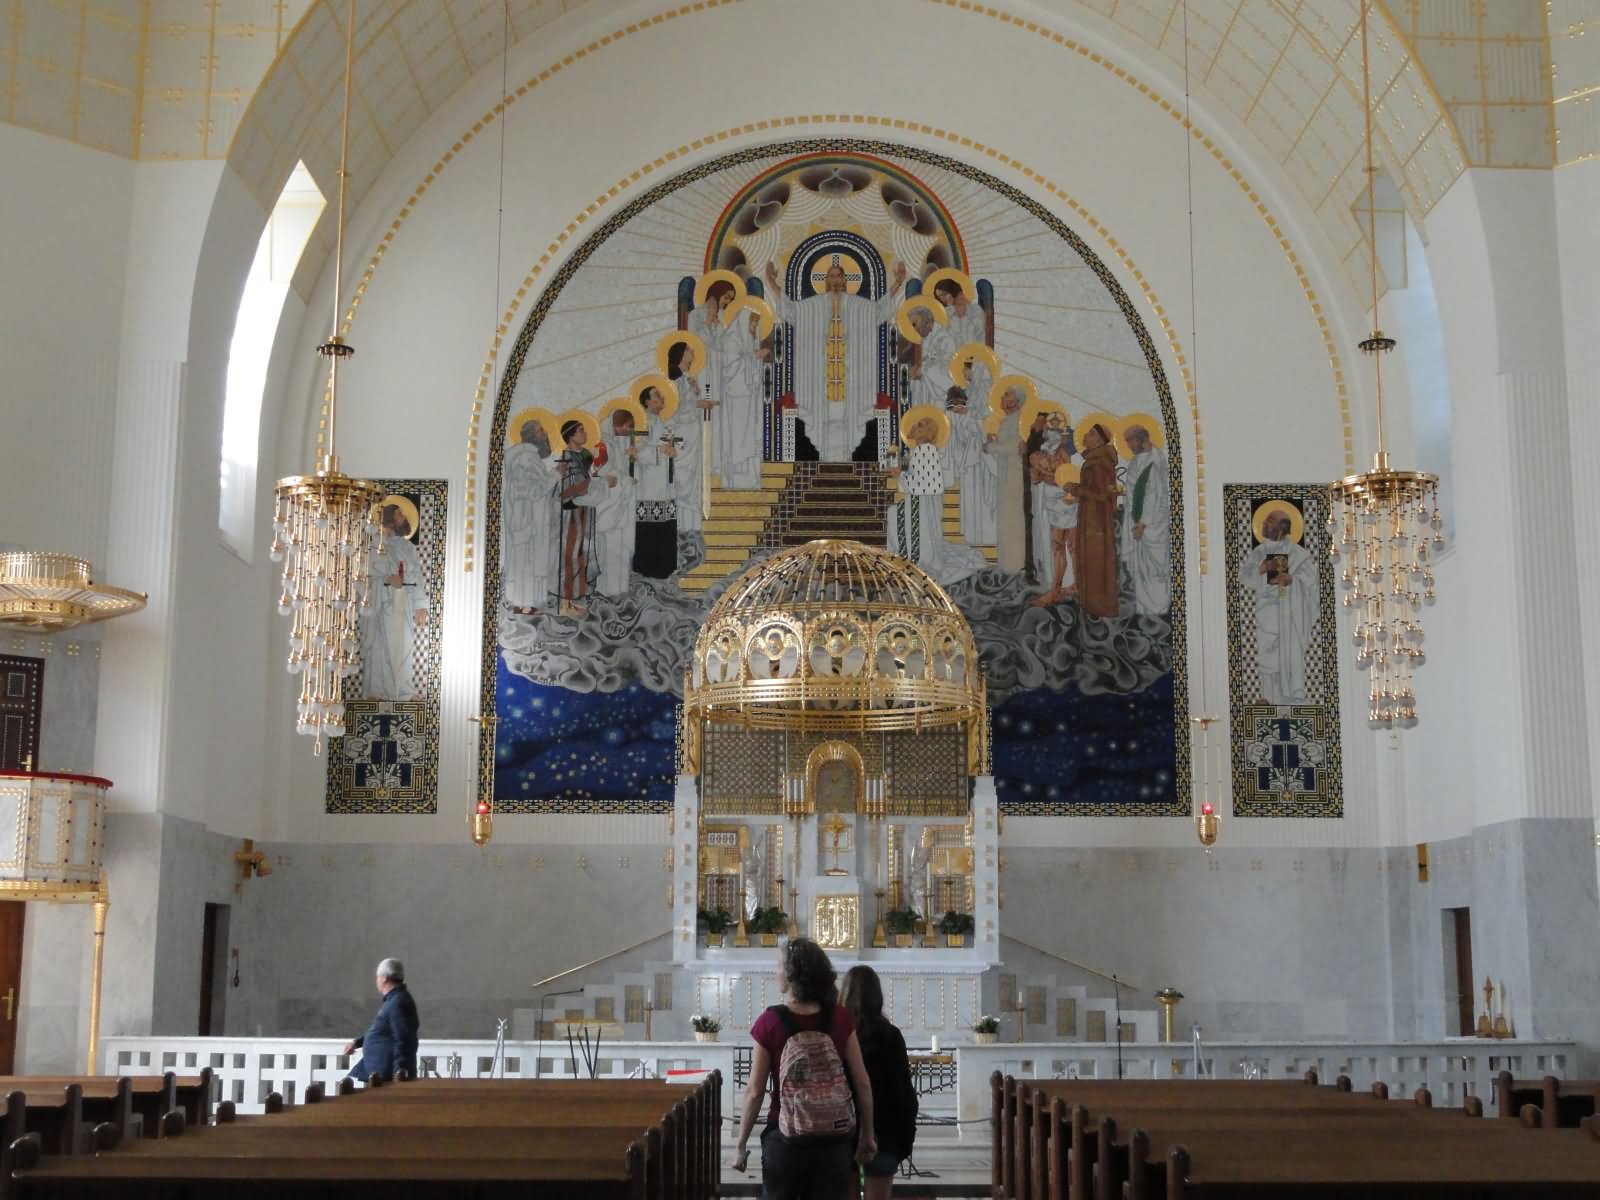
{"left": 0, "top": 901, "right": 26, "bottom": 1073}
{"left": 0, "top": 656, "right": 43, "bottom": 771}
{"left": 1449, "top": 907, "right": 1475, "bottom": 1036}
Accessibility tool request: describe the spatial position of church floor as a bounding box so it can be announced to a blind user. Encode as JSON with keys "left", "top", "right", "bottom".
{"left": 721, "top": 1123, "right": 991, "bottom": 1198}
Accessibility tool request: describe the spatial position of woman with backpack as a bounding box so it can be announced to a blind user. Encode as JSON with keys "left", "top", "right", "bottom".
{"left": 839, "top": 965, "right": 918, "bottom": 1197}
{"left": 731, "top": 937, "right": 877, "bottom": 1198}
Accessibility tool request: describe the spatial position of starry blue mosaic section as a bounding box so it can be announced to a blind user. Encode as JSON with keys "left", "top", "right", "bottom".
{"left": 493, "top": 650, "right": 676, "bottom": 809}
{"left": 992, "top": 674, "right": 1176, "bottom": 812}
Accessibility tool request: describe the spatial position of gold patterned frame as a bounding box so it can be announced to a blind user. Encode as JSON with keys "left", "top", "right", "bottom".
{"left": 802, "top": 741, "right": 867, "bottom": 817}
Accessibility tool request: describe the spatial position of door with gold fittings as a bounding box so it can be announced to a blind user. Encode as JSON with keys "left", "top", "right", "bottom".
{"left": 0, "top": 902, "right": 25, "bottom": 1072}
{"left": 0, "top": 657, "right": 43, "bottom": 772}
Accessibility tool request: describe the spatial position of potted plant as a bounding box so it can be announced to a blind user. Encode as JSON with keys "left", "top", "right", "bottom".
{"left": 698, "top": 907, "right": 732, "bottom": 947}
{"left": 750, "top": 906, "right": 787, "bottom": 947}
{"left": 691, "top": 1014, "right": 721, "bottom": 1043}
{"left": 938, "top": 910, "right": 975, "bottom": 947}
{"left": 972, "top": 1015, "right": 1000, "bottom": 1045}
{"left": 885, "top": 907, "right": 921, "bottom": 948}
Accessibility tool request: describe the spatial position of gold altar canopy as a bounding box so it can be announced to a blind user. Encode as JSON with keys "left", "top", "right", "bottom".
{"left": 682, "top": 539, "right": 987, "bottom": 749}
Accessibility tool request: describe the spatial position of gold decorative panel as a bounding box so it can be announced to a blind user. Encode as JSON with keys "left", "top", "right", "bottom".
{"left": 1056, "top": 998, "right": 1078, "bottom": 1038}
{"left": 812, "top": 894, "right": 859, "bottom": 950}
{"left": 1086, "top": 1010, "right": 1107, "bottom": 1042}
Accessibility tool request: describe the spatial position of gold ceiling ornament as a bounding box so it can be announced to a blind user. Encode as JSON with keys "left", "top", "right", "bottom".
{"left": 269, "top": 0, "right": 384, "bottom": 750}
{"left": 1328, "top": 0, "right": 1441, "bottom": 732}
{"left": 682, "top": 539, "right": 986, "bottom": 760}
{"left": 0, "top": 553, "right": 145, "bottom": 631}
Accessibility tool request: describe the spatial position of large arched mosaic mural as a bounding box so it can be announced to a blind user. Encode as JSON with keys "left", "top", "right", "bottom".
{"left": 481, "top": 141, "right": 1188, "bottom": 815}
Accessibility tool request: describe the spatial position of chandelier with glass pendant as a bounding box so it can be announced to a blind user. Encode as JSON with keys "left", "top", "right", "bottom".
{"left": 1328, "top": 0, "right": 1442, "bottom": 731}
{"left": 269, "top": 0, "right": 382, "bottom": 748}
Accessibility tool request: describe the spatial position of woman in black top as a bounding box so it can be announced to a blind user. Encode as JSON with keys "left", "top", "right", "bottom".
{"left": 839, "top": 965, "right": 917, "bottom": 1197}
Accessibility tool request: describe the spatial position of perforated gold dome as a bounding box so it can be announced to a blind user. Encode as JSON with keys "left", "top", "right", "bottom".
{"left": 683, "top": 539, "right": 985, "bottom": 736}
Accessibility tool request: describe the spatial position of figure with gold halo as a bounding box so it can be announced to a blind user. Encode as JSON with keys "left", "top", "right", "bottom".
{"left": 665, "top": 340, "right": 709, "bottom": 534}
{"left": 908, "top": 307, "right": 958, "bottom": 410}
{"left": 886, "top": 410, "right": 987, "bottom": 585}
{"left": 502, "top": 417, "right": 558, "bottom": 616}
{"left": 556, "top": 419, "right": 606, "bottom": 617}
{"left": 715, "top": 301, "right": 770, "bottom": 491}
{"left": 631, "top": 382, "right": 681, "bottom": 579}
{"left": 1029, "top": 420, "right": 1080, "bottom": 607}
{"left": 1074, "top": 421, "right": 1121, "bottom": 618}
{"left": 932, "top": 276, "right": 990, "bottom": 417}
{"left": 765, "top": 256, "right": 908, "bottom": 462}
{"left": 944, "top": 386, "right": 997, "bottom": 546}
{"left": 985, "top": 385, "right": 1029, "bottom": 573}
{"left": 1119, "top": 421, "right": 1171, "bottom": 615}
{"left": 1241, "top": 504, "right": 1316, "bottom": 704}
{"left": 362, "top": 497, "right": 430, "bottom": 700}
{"left": 590, "top": 410, "right": 639, "bottom": 597}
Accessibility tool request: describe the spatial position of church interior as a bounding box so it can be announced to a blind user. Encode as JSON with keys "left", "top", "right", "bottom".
{"left": 4, "top": 0, "right": 1600, "bottom": 1193}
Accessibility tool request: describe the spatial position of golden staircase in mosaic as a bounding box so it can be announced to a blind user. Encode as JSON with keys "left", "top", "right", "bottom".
{"left": 680, "top": 463, "right": 993, "bottom": 594}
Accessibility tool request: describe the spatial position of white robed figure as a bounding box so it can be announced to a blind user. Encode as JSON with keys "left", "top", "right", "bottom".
{"left": 1119, "top": 423, "right": 1171, "bottom": 615}
{"left": 501, "top": 420, "right": 558, "bottom": 614}
{"left": 886, "top": 411, "right": 987, "bottom": 586}
{"left": 1241, "top": 505, "right": 1317, "bottom": 704}
{"left": 765, "top": 257, "right": 907, "bottom": 461}
{"left": 715, "top": 306, "right": 767, "bottom": 490}
{"left": 945, "top": 389, "right": 997, "bottom": 545}
{"left": 588, "top": 420, "right": 637, "bottom": 597}
{"left": 933, "top": 279, "right": 991, "bottom": 419}
{"left": 362, "top": 499, "right": 430, "bottom": 701}
{"left": 909, "top": 309, "right": 958, "bottom": 410}
{"left": 666, "top": 340, "right": 709, "bottom": 533}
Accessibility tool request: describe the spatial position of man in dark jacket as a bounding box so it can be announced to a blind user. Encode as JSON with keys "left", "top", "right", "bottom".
{"left": 343, "top": 957, "right": 420, "bottom": 1082}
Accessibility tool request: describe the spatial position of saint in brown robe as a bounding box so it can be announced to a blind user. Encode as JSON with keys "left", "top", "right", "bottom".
{"left": 1075, "top": 437, "right": 1121, "bottom": 618}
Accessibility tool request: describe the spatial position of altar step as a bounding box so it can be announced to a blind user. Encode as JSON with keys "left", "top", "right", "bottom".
{"left": 680, "top": 464, "right": 794, "bottom": 593}
{"left": 513, "top": 957, "right": 1164, "bottom": 1050}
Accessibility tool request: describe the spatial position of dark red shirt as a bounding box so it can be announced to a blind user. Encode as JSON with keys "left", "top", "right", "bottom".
{"left": 750, "top": 1004, "right": 856, "bottom": 1128}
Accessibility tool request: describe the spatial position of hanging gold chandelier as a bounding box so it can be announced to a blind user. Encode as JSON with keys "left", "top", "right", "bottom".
{"left": 0, "top": 553, "right": 145, "bottom": 631}
{"left": 269, "top": 0, "right": 382, "bottom": 747}
{"left": 1328, "top": 0, "right": 1441, "bottom": 731}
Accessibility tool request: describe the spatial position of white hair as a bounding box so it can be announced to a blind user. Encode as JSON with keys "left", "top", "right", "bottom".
{"left": 376, "top": 958, "right": 404, "bottom": 983}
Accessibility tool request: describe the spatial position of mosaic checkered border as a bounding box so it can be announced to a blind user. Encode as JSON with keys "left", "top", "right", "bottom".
{"left": 480, "top": 140, "right": 1188, "bottom": 816}
{"left": 326, "top": 478, "right": 448, "bottom": 814}
{"left": 1222, "top": 483, "right": 1344, "bottom": 819}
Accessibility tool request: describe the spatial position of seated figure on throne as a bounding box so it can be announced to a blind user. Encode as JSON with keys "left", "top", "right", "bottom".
{"left": 766, "top": 256, "right": 908, "bottom": 462}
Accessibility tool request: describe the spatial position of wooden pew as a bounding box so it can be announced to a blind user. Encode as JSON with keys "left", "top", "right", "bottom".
{"left": 1127, "top": 1125, "right": 1600, "bottom": 1198}
{"left": 1012, "top": 1074, "right": 1496, "bottom": 1200}
{"left": 1498, "top": 1070, "right": 1600, "bottom": 1128}
{"left": 1049, "top": 1091, "right": 1482, "bottom": 1200}
{"left": 10, "top": 1074, "right": 716, "bottom": 1200}
{"left": 10, "top": 1135, "right": 650, "bottom": 1200}
{"left": 995, "top": 1073, "right": 1351, "bottom": 1200}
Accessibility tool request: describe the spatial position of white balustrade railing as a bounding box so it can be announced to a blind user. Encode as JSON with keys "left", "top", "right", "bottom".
{"left": 104, "top": 1035, "right": 1574, "bottom": 1141}
{"left": 103, "top": 1036, "right": 739, "bottom": 1117}
{"left": 952, "top": 1040, "right": 1576, "bottom": 1126}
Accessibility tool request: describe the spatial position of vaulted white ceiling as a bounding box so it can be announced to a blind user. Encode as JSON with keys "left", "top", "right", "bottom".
{"left": 3, "top": 0, "right": 1585, "bottom": 302}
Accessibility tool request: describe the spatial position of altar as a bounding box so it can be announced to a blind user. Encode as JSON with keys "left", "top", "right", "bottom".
{"left": 668, "top": 539, "right": 1000, "bottom": 1040}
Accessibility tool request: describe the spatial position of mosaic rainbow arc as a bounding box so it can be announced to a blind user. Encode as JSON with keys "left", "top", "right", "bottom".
{"left": 481, "top": 141, "right": 1188, "bottom": 817}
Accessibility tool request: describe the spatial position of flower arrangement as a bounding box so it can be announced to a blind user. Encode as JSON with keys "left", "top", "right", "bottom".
{"left": 750, "top": 906, "right": 787, "bottom": 942}
{"left": 938, "top": 910, "right": 975, "bottom": 937}
{"left": 697, "top": 907, "right": 732, "bottom": 933}
{"left": 885, "top": 907, "right": 921, "bottom": 935}
{"left": 691, "top": 1014, "right": 721, "bottom": 1036}
{"left": 972, "top": 1015, "right": 1001, "bottom": 1034}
